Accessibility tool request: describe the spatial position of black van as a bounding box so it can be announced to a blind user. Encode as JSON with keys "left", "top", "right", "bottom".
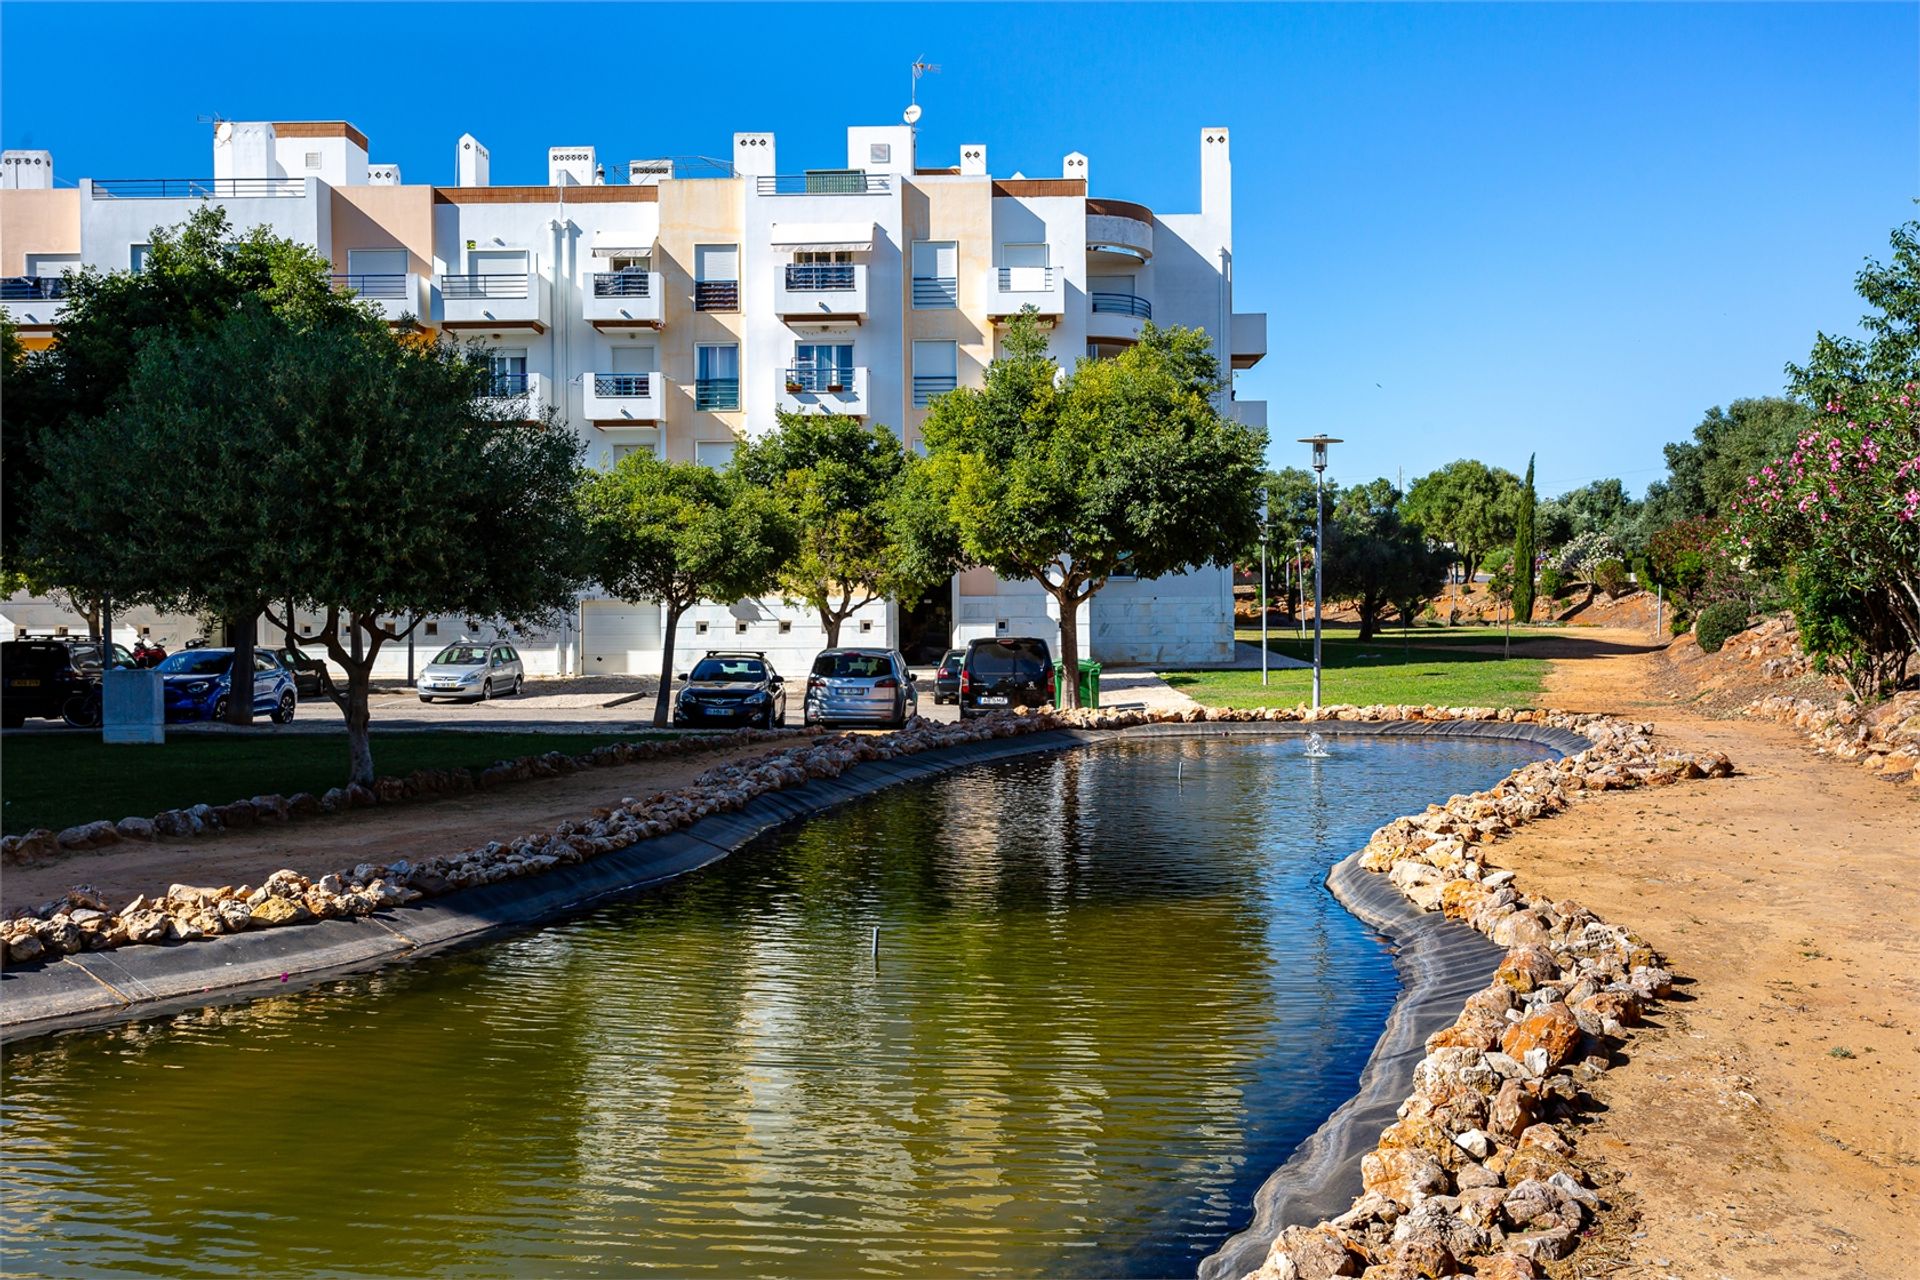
{"left": 957, "top": 636, "right": 1055, "bottom": 719}
{"left": 1, "top": 640, "right": 100, "bottom": 728}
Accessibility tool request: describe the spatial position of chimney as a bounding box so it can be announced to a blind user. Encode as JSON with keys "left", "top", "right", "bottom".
{"left": 0, "top": 150, "right": 53, "bottom": 190}
{"left": 549, "top": 146, "right": 595, "bottom": 187}
{"left": 732, "top": 132, "right": 776, "bottom": 178}
{"left": 1201, "top": 128, "right": 1231, "bottom": 225}
{"left": 215, "top": 122, "right": 279, "bottom": 180}
{"left": 628, "top": 159, "right": 672, "bottom": 186}
{"left": 959, "top": 143, "right": 986, "bottom": 177}
{"left": 367, "top": 163, "right": 402, "bottom": 185}
{"left": 1063, "top": 151, "right": 1088, "bottom": 186}
{"left": 456, "top": 133, "right": 490, "bottom": 187}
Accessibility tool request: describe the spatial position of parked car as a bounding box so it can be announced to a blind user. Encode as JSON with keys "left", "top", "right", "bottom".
{"left": 64, "top": 640, "right": 136, "bottom": 675}
{"left": 803, "top": 648, "right": 918, "bottom": 728}
{"left": 672, "top": 651, "right": 787, "bottom": 728}
{"left": 416, "top": 642, "right": 524, "bottom": 703}
{"left": 155, "top": 647, "right": 298, "bottom": 723}
{"left": 274, "top": 646, "right": 330, "bottom": 699}
{"left": 932, "top": 648, "right": 965, "bottom": 705}
{"left": 957, "top": 636, "right": 1055, "bottom": 719}
{"left": 1, "top": 640, "right": 102, "bottom": 728}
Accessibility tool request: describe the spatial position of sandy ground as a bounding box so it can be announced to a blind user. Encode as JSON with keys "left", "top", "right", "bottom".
{"left": 1489, "top": 629, "right": 1918, "bottom": 1280}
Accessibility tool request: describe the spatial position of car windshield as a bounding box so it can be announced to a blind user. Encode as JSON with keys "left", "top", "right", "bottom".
{"left": 433, "top": 645, "right": 489, "bottom": 666}
{"left": 157, "top": 651, "right": 233, "bottom": 676}
{"left": 691, "top": 658, "right": 765, "bottom": 682}
{"left": 812, "top": 652, "right": 889, "bottom": 679}
{"left": 939, "top": 652, "right": 964, "bottom": 673}
{"left": 970, "top": 641, "right": 1047, "bottom": 679}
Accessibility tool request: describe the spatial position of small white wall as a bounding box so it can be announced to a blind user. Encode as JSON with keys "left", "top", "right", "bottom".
{"left": 1090, "top": 565, "right": 1236, "bottom": 665}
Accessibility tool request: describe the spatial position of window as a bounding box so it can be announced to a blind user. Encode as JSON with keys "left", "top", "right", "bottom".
{"left": 484, "top": 349, "right": 528, "bottom": 397}
{"left": 735, "top": 620, "right": 750, "bottom": 635}
{"left": 694, "top": 244, "right": 739, "bottom": 311}
{"left": 695, "top": 620, "right": 710, "bottom": 636}
{"left": 130, "top": 244, "right": 151, "bottom": 273}
{"left": 859, "top": 619, "right": 874, "bottom": 634}
{"left": 425, "top": 621, "right": 439, "bottom": 637}
{"left": 1000, "top": 243, "right": 1051, "bottom": 292}
{"left": 695, "top": 345, "right": 739, "bottom": 410}
{"left": 607, "top": 254, "right": 650, "bottom": 273}
{"left": 778, "top": 620, "right": 792, "bottom": 635}
{"left": 791, "top": 343, "right": 853, "bottom": 392}
{"left": 610, "top": 443, "right": 647, "bottom": 462}
{"left": 695, "top": 441, "right": 737, "bottom": 469}
{"left": 794, "top": 250, "right": 853, "bottom": 265}
{"left": 305, "top": 152, "right": 323, "bottom": 170}
{"left": 912, "top": 240, "right": 957, "bottom": 308}
{"left": 870, "top": 143, "right": 892, "bottom": 165}
{"left": 255, "top": 652, "right": 280, "bottom": 673}
{"left": 912, "top": 340, "right": 957, "bottom": 405}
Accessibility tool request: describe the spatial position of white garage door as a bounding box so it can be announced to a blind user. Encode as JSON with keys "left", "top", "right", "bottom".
{"left": 582, "top": 600, "right": 661, "bottom": 675}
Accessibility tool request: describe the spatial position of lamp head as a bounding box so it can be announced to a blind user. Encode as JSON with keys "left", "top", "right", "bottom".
{"left": 1297, "top": 434, "right": 1342, "bottom": 474}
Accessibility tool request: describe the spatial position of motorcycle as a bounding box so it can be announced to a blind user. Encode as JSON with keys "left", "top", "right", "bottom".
{"left": 132, "top": 640, "right": 168, "bottom": 668}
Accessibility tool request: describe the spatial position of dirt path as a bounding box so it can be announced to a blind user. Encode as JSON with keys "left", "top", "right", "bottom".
{"left": 1, "top": 741, "right": 779, "bottom": 914}
{"left": 1489, "top": 629, "right": 1918, "bottom": 1279}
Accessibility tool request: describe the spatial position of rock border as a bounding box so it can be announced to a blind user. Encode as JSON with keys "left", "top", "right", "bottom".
{"left": 1744, "top": 689, "right": 1920, "bottom": 787}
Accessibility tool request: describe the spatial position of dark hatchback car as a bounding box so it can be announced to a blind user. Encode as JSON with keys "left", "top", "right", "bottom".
{"left": 274, "top": 646, "right": 330, "bottom": 699}
{"left": 957, "top": 636, "right": 1055, "bottom": 719}
{"left": 672, "top": 651, "right": 788, "bottom": 729}
{"left": 1, "top": 640, "right": 103, "bottom": 728}
{"left": 931, "top": 648, "right": 965, "bottom": 705}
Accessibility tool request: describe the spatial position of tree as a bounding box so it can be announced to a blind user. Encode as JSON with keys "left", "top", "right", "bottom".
{"left": 907, "top": 316, "right": 1265, "bottom": 707}
{"left": 1510, "top": 456, "right": 1538, "bottom": 623}
{"left": 1400, "top": 460, "right": 1519, "bottom": 586}
{"left": 1538, "top": 478, "right": 1642, "bottom": 552}
{"left": 732, "top": 412, "right": 929, "bottom": 647}
{"left": 580, "top": 454, "right": 794, "bottom": 726}
{"left": 1239, "top": 466, "right": 1322, "bottom": 568}
{"left": 1324, "top": 478, "right": 1449, "bottom": 641}
{"left": 33, "top": 304, "right": 587, "bottom": 783}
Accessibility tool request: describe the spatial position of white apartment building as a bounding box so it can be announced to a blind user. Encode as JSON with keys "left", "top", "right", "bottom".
{"left": 1, "top": 119, "right": 1267, "bottom": 678}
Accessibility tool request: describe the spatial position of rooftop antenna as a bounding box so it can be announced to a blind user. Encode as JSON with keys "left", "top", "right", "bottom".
{"left": 905, "top": 56, "right": 939, "bottom": 124}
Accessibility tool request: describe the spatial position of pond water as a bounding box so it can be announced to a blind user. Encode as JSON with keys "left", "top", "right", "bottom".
{"left": 1, "top": 735, "right": 1545, "bottom": 1279}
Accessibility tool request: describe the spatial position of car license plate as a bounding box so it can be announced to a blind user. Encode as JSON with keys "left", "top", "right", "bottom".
{"left": 980, "top": 695, "right": 1009, "bottom": 706}
{"left": 9, "top": 678, "right": 40, "bottom": 687}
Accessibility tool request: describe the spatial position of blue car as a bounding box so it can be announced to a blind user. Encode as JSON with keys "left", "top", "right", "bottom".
{"left": 156, "top": 648, "right": 299, "bottom": 723}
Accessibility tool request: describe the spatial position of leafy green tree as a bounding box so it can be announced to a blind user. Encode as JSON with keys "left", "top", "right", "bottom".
{"left": 1240, "top": 467, "right": 1323, "bottom": 568}
{"left": 580, "top": 454, "right": 795, "bottom": 726}
{"left": 1324, "top": 478, "right": 1450, "bottom": 641}
{"left": 34, "top": 303, "right": 586, "bottom": 783}
{"left": 907, "top": 316, "right": 1265, "bottom": 706}
{"left": 1789, "top": 221, "right": 1920, "bottom": 402}
{"left": 1400, "top": 459, "right": 1519, "bottom": 585}
{"left": 731, "top": 412, "right": 928, "bottom": 647}
{"left": 1539, "top": 478, "right": 1642, "bottom": 552}
{"left": 1511, "top": 456, "right": 1538, "bottom": 623}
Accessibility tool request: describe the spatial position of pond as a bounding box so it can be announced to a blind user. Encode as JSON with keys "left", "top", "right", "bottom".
{"left": 1, "top": 734, "right": 1546, "bottom": 1278}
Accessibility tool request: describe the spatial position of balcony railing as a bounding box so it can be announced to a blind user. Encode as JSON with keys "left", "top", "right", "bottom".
{"left": 695, "top": 378, "right": 740, "bottom": 411}
{"left": 755, "top": 172, "right": 890, "bottom": 196}
{"left": 443, "top": 273, "right": 532, "bottom": 301}
{"left": 784, "top": 264, "right": 857, "bottom": 291}
{"left": 998, "top": 267, "right": 1054, "bottom": 290}
{"left": 0, "top": 276, "right": 69, "bottom": 301}
{"left": 912, "top": 375, "right": 958, "bottom": 406}
{"left": 1091, "top": 292, "right": 1152, "bottom": 319}
{"left": 592, "top": 272, "right": 654, "bottom": 298}
{"left": 593, "top": 374, "right": 654, "bottom": 398}
{"left": 483, "top": 372, "right": 530, "bottom": 397}
{"left": 784, "top": 366, "right": 854, "bottom": 393}
{"left": 91, "top": 178, "right": 306, "bottom": 199}
{"left": 912, "top": 276, "right": 958, "bottom": 308}
{"left": 331, "top": 273, "right": 408, "bottom": 300}
{"left": 695, "top": 280, "right": 739, "bottom": 311}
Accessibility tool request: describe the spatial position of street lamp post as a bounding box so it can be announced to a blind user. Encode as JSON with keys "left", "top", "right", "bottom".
{"left": 1258, "top": 490, "right": 1270, "bottom": 687}
{"left": 1298, "top": 435, "right": 1342, "bottom": 711}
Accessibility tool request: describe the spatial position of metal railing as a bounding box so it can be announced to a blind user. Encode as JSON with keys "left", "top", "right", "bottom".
{"left": 784, "top": 366, "right": 855, "bottom": 394}
{"left": 695, "top": 378, "right": 741, "bottom": 411}
{"left": 0, "top": 276, "right": 69, "bottom": 301}
{"left": 912, "top": 374, "right": 957, "bottom": 406}
{"left": 784, "top": 263, "right": 857, "bottom": 291}
{"left": 912, "top": 276, "right": 958, "bottom": 308}
{"left": 592, "top": 272, "right": 653, "bottom": 298}
{"left": 1091, "top": 292, "right": 1152, "bottom": 319}
{"left": 755, "top": 173, "right": 891, "bottom": 196}
{"left": 997, "top": 267, "right": 1056, "bottom": 291}
{"left": 483, "top": 372, "right": 530, "bottom": 397}
{"left": 91, "top": 178, "right": 306, "bottom": 199}
{"left": 331, "top": 273, "right": 409, "bottom": 300}
{"left": 695, "top": 280, "right": 739, "bottom": 311}
{"left": 442, "top": 273, "right": 531, "bottom": 300}
{"left": 593, "top": 373, "right": 654, "bottom": 398}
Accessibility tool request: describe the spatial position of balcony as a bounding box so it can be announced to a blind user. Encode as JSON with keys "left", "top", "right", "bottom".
{"left": 1086, "top": 198, "right": 1154, "bottom": 264}
{"left": 755, "top": 173, "right": 891, "bottom": 196}
{"left": 778, "top": 365, "right": 869, "bottom": 418}
{"left": 1087, "top": 291, "right": 1152, "bottom": 343}
{"left": 584, "top": 271, "right": 665, "bottom": 330}
{"left": 584, "top": 372, "right": 664, "bottom": 424}
{"left": 775, "top": 262, "right": 867, "bottom": 323}
{"left": 477, "top": 371, "right": 547, "bottom": 422}
{"left": 0, "top": 276, "right": 68, "bottom": 329}
{"left": 332, "top": 272, "right": 428, "bottom": 326}
{"left": 694, "top": 280, "right": 739, "bottom": 312}
{"left": 89, "top": 178, "right": 306, "bottom": 199}
{"left": 441, "top": 272, "right": 549, "bottom": 333}
{"left": 695, "top": 377, "right": 741, "bottom": 412}
{"left": 1231, "top": 311, "right": 1267, "bottom": 369}
{"left": 1233, "top": 398, "right": 1267, "bottom": 429}
{"left": 985, "top": 266, "right": 1064, "bottom": 322}
{"left": 912, "top": 275, "right": 958, "bottom": 309}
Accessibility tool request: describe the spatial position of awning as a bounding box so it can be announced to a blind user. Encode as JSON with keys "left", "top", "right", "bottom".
{"left": 769, "top": 221, "right": 876, "bottom": 253}
{"left": 590, "top": 228, "right": 656, "bottom": 258}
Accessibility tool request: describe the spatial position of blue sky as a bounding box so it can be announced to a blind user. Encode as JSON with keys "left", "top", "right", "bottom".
{"left": 2, "top": 2, "right": 1912, "bottom": 497}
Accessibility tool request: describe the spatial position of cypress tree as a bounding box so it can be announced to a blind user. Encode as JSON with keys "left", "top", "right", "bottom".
{"left": 1511, "top": 454, "right": 1537, "bottom": 624}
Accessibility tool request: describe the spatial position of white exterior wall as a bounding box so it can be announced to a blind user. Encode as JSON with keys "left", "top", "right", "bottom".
{"left": 992, "top": 191, "right": 1087, "bottom": 364}
{"left": 78, "top": 178, "right": 330, "bottom": 272}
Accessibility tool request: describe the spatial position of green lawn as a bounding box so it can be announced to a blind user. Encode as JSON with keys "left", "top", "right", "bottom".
{"left": 0, "top": 731, "right": 667, "bottom": 836}
{"left": 1167, "top": 627, "right": 1550, "bottom": 710}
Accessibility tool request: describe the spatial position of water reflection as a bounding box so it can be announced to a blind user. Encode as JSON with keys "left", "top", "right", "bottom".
{"left": 1, "top": 736, "right": 1544, "bottom": 1279}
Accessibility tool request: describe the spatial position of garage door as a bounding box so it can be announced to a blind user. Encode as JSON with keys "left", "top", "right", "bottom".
{"left": 582, "top": 600, "right": 661, "bottom": 675}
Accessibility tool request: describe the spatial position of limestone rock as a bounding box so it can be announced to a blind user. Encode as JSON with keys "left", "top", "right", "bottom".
{"left": 1362, "top": 1146, "right": 1449, "bottom": 1209}
{"left": 246, "top": 896, "right": 312, "bottom": 928}
{"left": 55, "top": 821, "right": 120, "bottom": 851}
{"left": 114, "top": 816, "right": 157, "bottom": 841}
{"left": 1499, "top": 1003, "right": 1581, "bottom": 1072}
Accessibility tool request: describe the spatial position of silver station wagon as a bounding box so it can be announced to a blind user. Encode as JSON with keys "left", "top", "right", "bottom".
{"left": 417, "top": 642, "right": 525, "bottom": 703}
{"left": 803, "top": 648, "right": 918, "bottom": 728}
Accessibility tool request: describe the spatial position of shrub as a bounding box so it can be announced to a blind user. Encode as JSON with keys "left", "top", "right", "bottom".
{"left": 1538, "top": 564, "right": 1567, "bottom": 599}
{"left": 1594, "top": 558, "right": 1630, "bottom": 598}
{"left": 1695, "top": 600, "right": 1750, "bottom": 653}
{"left": 1669, "top": 607, "right": 1693, "bottom": 636}
{"left": 1555, "top": 530, "right": 1619, "bottom": 579}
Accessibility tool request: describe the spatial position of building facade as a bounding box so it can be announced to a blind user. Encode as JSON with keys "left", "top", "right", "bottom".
{"left": 1, "top": 120, "right": 1267, "bottom": 677}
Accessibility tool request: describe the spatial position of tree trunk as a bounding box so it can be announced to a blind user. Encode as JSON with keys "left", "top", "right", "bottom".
{"left": 344, "top": 664, "right": 375, "bottom": 786}
{"left": 225, "top": 610, "right": 258, "bottom": 724}
{"left": 654, "top": 605, "right": 685, "bottom": 728}
{"left": 1357, "top": 602, "right": 1378, "bottom": 643}
{"left": 820, "top": 607, "right": 842, "bottom": 650}
{"left": 1055, "top": 586, "right": 1082, "bottom": 710}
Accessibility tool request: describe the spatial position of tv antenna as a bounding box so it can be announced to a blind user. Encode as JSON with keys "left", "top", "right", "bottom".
{"left": 905, "top": 57, "right": 939, "bottom": 124}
